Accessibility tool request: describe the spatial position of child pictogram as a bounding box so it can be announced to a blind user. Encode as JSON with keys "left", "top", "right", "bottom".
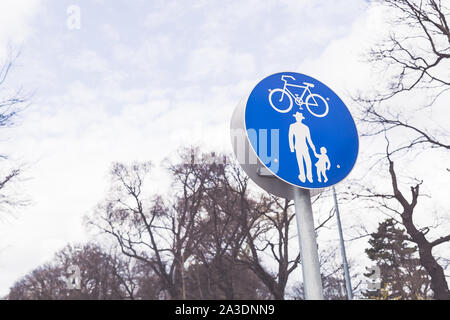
{"left": 315, "top": 147, "right": 331, "bottom": 183}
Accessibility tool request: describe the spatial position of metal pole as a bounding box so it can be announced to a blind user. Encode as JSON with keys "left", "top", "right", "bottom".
{"left": 293, "top": 187, "right": 324, "bottom": 300}
{"left": 332, "top": 186, "right": 353, "bottom": 300}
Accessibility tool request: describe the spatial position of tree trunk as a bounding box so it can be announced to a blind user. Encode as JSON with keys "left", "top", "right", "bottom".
{"left": 406, "top": 228, "right": 450, "bottom": 300}
{"left": 388, "top": 159, "right": 450, "bottom": 300}
{"left": 272, "top": 285, "right": 285, "bottom": 300}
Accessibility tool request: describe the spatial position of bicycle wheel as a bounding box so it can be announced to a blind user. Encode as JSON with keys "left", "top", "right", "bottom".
{"left": 305, "top": 93, "right": 329, "bottom": 117}
{"left": 268, "top": 88, "right": 293, "bottom": 113}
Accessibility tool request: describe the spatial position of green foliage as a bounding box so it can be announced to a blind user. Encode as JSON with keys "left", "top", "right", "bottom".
{"left": 364, "top": 218, "right": 431, "bottom": 299}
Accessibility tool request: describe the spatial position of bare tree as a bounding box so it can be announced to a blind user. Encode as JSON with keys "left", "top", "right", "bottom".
{"left": 183, "top": 260, "right": 271, "bottom": 300}
{"left": 87, "top": 156, "right": 207, "bottom": 299}
{"left": 385, "top": 146, "right": 448, "bottom": 299}
{"left": 0, "top": 51, "right": 29, "bottom": 216}
{"left": 354, "top": 0, "right": 450, "bottom": 299}
{"left": 366, "top": 0, "right": 449, "bottom": 101}
{"left": 185, "top": 154, "right": 269, "bottom": 299}
{"left": 0, "top": 168, "right": 21, "bottom": 211}
{"left": 349, "top": 138, "right": 449, "bottom": 299}
{"left": 7, "top": 263, "right": 64, "bottom": 300}
{"left": 359, "top": 0, "right": 449, "bottom": 153}
{"left": 0, "top": 52, "right": 27, "bottom": 130}
{"left": 7, "top": 243, "right": 136, "bottom": 300}
{"left": 235, "top": 195, "right": 300, "bottom": 300}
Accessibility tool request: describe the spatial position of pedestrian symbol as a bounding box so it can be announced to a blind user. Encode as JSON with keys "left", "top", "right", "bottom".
{"left": 244, "top": 72, "right": 358, "bottom": 189}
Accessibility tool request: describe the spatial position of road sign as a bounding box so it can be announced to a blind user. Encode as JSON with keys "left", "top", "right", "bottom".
{"left": 244, "top": 72, "right": 358, "bottom": 191}
{"left": 230, "top": 72, "right": 358, "bottom": 299}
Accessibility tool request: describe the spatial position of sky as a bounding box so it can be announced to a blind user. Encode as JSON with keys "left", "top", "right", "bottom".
{"left": 0, "top": 0, "right": 448, "bottom": 296}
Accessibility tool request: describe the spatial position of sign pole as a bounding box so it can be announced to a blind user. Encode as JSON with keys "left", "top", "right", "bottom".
{"left": 293, "top": 187, "right": 324, "bottom": 300}
{"left": 332, "top": 186, "right": 353, "bottom": 300}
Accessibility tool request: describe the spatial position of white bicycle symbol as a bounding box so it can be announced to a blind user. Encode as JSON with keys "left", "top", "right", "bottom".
{"left": 268, "top": 75, "right": 329, "bottom": 117}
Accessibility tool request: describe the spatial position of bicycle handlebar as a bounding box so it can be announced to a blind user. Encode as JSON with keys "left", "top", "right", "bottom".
{"left": 282, "top": 75, "right": 296, "bottom": 81}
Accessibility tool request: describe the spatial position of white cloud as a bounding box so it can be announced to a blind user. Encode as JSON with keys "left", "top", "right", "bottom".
{"left": 0, "top": 0, "right": 42, "bottom": 58}
{"left": 184, "top": 46, "right": 257, "bottom": 82}
{"left": 100, "top": 24, "right": 120, "bottom": 42}
{"left": 61, "top": 49, "right": 109, "bottom": 73}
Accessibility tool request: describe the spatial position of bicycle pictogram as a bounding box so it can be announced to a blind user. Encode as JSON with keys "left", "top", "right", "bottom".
{"left": 268, "top": 75, "right": 329, "bottom": 117}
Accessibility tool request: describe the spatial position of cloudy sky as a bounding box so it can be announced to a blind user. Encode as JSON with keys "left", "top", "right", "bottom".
{"left": 0, "top": 0, "right": 448, "bottom": 296}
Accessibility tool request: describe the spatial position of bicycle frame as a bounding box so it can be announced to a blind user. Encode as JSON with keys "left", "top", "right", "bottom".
{"left": 281, "top": 81, "right": 319, "bottom": 107}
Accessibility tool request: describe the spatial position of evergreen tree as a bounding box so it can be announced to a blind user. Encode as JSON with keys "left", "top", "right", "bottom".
{"left": 364, "top": 218, "right": 431, "bottom": 299}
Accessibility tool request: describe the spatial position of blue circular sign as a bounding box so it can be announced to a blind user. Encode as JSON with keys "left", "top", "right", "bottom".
{"left": 245, "top": 72, "right": 359, "bottom": 189}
